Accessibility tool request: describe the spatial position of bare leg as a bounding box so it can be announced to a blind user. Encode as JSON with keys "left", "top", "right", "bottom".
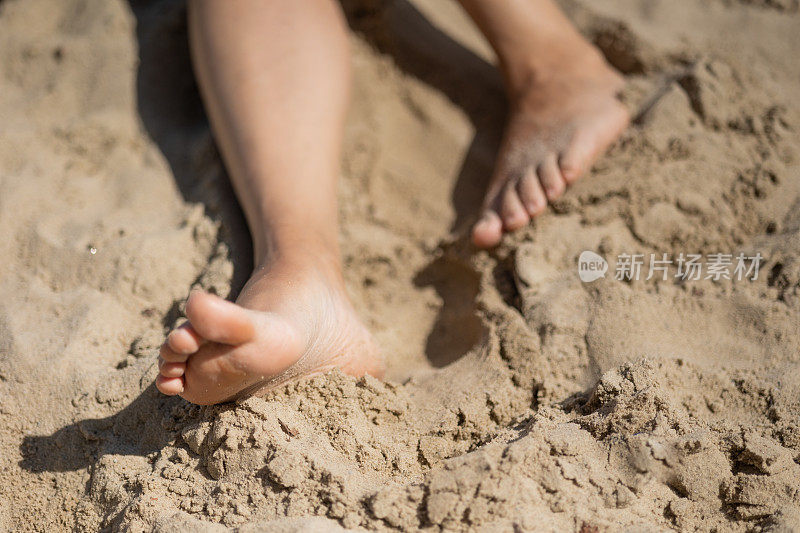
{"left": 460, "top": 0, "right": 629, "bottom": 248}
{"left": 156, "top": 0, "right": 382, "bottom": 405}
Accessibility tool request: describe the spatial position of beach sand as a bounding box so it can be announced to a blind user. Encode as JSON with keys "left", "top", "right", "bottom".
{"left": 1, "top": 0, "right": 799, "bottom": 530}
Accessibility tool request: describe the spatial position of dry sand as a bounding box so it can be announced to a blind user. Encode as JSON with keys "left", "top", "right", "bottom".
{"left": 1, "top": 0, "right": 800, "bottom": 531}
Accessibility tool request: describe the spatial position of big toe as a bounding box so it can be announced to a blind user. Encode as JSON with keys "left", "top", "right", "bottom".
{"left": 558, "top": 130, "right": 595, "bottom": 184}
{"left": 560, "top": 105, "right": 629, "bottom": 183}
{"left": 185, "top": 291, "right": 255, "bottom": 345}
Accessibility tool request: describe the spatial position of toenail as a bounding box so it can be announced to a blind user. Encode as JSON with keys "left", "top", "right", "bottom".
{"left": 505, "top": 215, "right": 526, "bottom": 228}
{"left": 562, "top": 167, "right": 579, "bottom": 181}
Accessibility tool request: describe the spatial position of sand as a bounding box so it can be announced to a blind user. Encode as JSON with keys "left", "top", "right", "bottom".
{"left": 1, "top": 0, "right": 799, "bottom": 530}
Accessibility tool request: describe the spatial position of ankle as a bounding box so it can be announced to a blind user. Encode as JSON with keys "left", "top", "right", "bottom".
{"left": 252, "top": 218, "right": 339, "bottom": 262}
{"left": 502, "top": 37, "right": 608, "bottom": 101}
{"left": 254, "top": 236, "right": 344, "bottom": 287}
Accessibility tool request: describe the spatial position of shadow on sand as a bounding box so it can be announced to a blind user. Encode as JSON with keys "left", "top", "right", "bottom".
{"left": 20, "top": 384, "right": 181, "bottom": 473}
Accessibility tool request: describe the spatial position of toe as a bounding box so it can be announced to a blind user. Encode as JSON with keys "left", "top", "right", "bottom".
{"left": 472, "top": 210, "right": 503, "bottom": 248}
{"left": 160, "top": 342, "right": 189, "bottom": 363}
{"left": 558, "top": 131, "right": 594, "bottom": 184}
{"left": 559, "top": 105, "right": 628, "bottom": 183}
{"left": 159, "top": 359, "right": 186, "bottom": 379}
{"left": 516, "top": 166, "right": 547, "bottom": 216}
{"left": 167, "top": 323, "right": 204, "bottom": 354}
{"left": 156, "top": 375, "right": 184, "bottom": 395}
{"left": 537, "top": 154, "right": 566, "bottom": 200}
{"left": 185, "top": 291, "right": 256, "bottom": 345}
{"left": 499, "top": 183, "right": 530, "bottom": 231}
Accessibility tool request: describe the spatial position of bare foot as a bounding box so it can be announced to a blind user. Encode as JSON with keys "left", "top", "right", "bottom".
{"left": 471, "top": 37, "right": 629, "bottom": 248}
{"left": 155, "top": 256, "right": 383, "bottom": 405}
